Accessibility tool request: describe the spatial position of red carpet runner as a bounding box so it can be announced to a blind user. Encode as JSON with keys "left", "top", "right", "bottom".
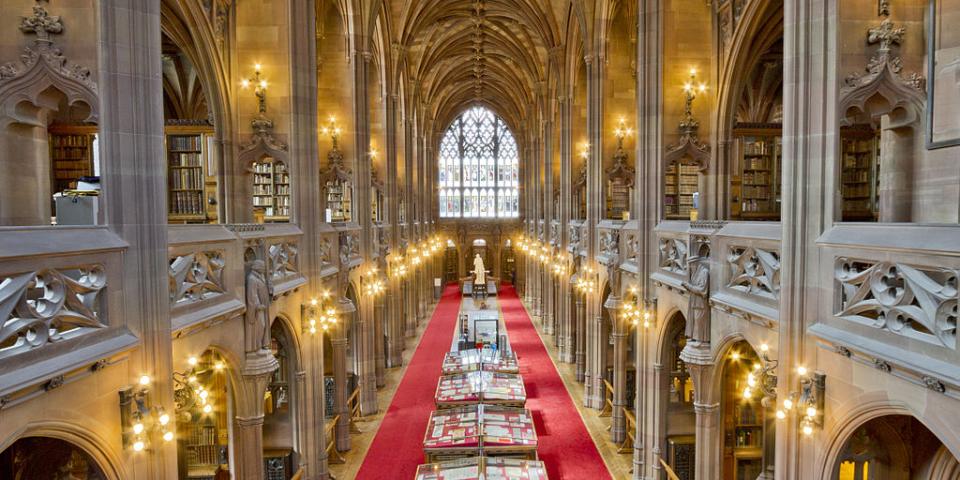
{"left": 355, "top": 284, "right": 462, "bottom": 479}
{"left": 499, "top": 284, "right": 613, "bottom": 480}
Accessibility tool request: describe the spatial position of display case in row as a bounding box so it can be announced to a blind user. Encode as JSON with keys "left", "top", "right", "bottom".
{"left": 423, "top": 405, "right": 538, "bottom": 463}
{"left": 442, "top": 349, "right": 519, "bottom": 375}
{"left": 415, "top": 456, "right": 548, "bottom": 480}
{"left": 435, "top": 372, "right": 527, "bottom": 408}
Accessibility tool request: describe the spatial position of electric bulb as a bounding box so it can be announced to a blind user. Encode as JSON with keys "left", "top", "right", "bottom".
{"left": 747, "top": 376, "right": 757, "bottom": 387}
{"left": 133, "top": 439, "right": 145, "bottom": 451}
{"left": 742, "top": 388, "right": 752, "bottom": 399}
{"left": 139, "top": 375, "right": 151, "bottom": 386}
{"left": 214, "top": 362, "right": 224, "bottom": 371}
{"left": 802, "top": 422, "right": 814, "bottom": 436}
{"left": 783, "top": 398, "right": 793, "bottom": 410}
{"left": 806, "top": 406, "right": 817, "bottom": 418}
{"left": 759, "top": 343, "right": 769, "bottom": 353}
{"left": 203, "top": 404, "right": 212, "bottom": 414}
{"left": 199, "top": 390, "right": 208, "bottom": 400}
{"left": 254, "top": 63, "right": 262, "bottom": 71}
{"left": 797, "top": 366, "right": 808, "bottom": 376}
{"left": 133, "top": 422, "right": 144, "bottom": 434}
{"left": 241, "top": 79, "right": 250, "bottom": 89}
{"left": 310, "top": 326, "right": 317, "bottom": 334}
{"left": 158, "top": 413, "right": 170, "bottom": 426}
{"left": 188, "top": 356, "right": 198, "bottom": 366}
{"left": 311, "top": 298, "right": 318, "bottom": 306}
{"left": 731, "top": 352, "right": 740, "bottom": 361}
{"left": 163, "top": 431, "right": 174, "bottom": 442}
{"left": 775, "top": 410, "right": 786, "bottom": 420}
{"left": 188, "top": 375, "right": 197, "bottom": 384}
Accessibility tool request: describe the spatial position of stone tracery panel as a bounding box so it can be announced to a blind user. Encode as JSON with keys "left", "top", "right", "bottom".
{"left": 835, "top": 257, "right": 959, "bottom": 349}
{"left": 659, "top": 237, "right": 688, "bottom": 275}
{"left": 169, "top": 251, "right": 226, "bottom": 305}
{"left": 268, "top": 241, "right": 299, "bottom": 281}
{"left": 727, "top": 245, "right": 781, "bottom": 300}
{"left": 0, "top": 266, "right": 107, "bottom": 359}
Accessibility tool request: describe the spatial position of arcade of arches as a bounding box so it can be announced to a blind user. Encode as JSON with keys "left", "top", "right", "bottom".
{"left": 0, "top": 0, "right": 959, "bottom": 479}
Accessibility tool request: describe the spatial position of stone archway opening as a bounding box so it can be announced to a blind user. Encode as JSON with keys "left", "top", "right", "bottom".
{"left": 0, "top": 436, "right": 108, "bottom": 479}
{"left": 832, "top": 414, "right": 960, "bottom": 480}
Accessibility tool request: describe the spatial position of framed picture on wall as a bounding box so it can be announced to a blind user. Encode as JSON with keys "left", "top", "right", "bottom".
{"left": 927, "top": 0, "right": 960, "bottom": 148}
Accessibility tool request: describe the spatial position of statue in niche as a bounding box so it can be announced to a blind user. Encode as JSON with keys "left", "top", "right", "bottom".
{"left": 473, "top": 253, "right": 486, "bottom": 285}
{"left": 682, "top": 245, "right": 711, "bottom": 345}
{"left": 245, "top": 259, "right": 271, "bottom": 354}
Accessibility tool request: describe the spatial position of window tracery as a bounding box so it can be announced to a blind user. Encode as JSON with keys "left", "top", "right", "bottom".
{"left": 438, "top": 106, "right": 519, "bottom": 218}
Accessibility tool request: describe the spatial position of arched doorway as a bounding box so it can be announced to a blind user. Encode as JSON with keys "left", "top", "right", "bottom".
{"left": 720, "top": 341, "right": 769, "bottom": 480}
{"left": 0, "top": 436, "right": 108, "bottom": 479}
{"left": 660, "top": 312, "right": 696, "bottom": 479}
{"left": 175, "top": 348, "right": 234, "bottom": 479}
{"left": 263, "top": 319, "right": 300, "bottom": 478}
{"left": 832, "top": 415, "right": 960, "bottom": 479}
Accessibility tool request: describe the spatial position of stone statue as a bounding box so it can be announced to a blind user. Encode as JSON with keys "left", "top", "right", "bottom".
{"left": 681, "top": 252, "right": 710, "bottom": 345}
{"left": 245, "top": 259, "right": 271, "bottom": 353}
{"left": 473, "top": 253, "right": 486, "bottom": 285}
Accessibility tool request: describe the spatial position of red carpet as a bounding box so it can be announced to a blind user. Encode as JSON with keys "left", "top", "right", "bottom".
{"left": 499, "top": 284, "right": 612, "bottom": 480}
{"left": 355, "top": 284, "right": 462, "bottom": 479}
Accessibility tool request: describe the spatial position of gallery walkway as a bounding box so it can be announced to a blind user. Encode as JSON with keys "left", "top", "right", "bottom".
{"left": 346, "top": 283, "right": 611, "bottom": 479}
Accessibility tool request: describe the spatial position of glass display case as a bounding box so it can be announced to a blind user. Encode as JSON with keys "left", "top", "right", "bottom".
{"left": 442, "top": 349, "right": 519, "bottom": 375}
{"left": 423, "top": 405, "right": 538, "bottom": 463}
{"left": 435, "top": 371, "right": 527, "bottom": 408}
{"left": 415, "top": 456, "right": 549, "bottom": 480}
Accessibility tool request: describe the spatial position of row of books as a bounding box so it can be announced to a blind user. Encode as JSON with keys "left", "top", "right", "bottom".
{"left": 168, "top": 135, "right": 203, "bottom": 151}
{"left": 170, "top": 191, "right": 205, "bottom": 215}
{"left": 170, "top": 152, "right": 203, "bottom": 167}
{"left": 170, "top": 168, "right": 204, "bottom": 190}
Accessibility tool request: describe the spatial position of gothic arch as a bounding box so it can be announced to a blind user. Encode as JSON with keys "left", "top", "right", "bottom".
{"left": 0, "top": 51, "right": 98, "bottom": 129}
{"left": 817, "top": 398, "right": 960, "bottom": 478}
{"left": 0, "top": 423, "right": 123, "bottom": 480}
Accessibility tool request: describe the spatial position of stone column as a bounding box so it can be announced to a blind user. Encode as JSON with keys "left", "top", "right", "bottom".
{"left": 404, "top": 281, "right": 416, "bottom": 337}
{"left": 331, "top": 336, "right": 350, "bottom": 452}
{"left": 374, "top": 292, "right": 386, "bottom": 387}
{"left": 575, "top": 292, "right": 586, "bottom": 382}
{"left": 693, "top": 401, "right": 721, "bottom": 480}
{"left": 234, "top": 416, "right": 267, "bottom": 480}
{"left": 608, "top": 296, "right": 627, "bottom": 443}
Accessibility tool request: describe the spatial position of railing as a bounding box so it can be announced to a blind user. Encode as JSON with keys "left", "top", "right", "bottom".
{"left": 599, "top": 379, "right": 614, "bottom": 418}
{"left": 810, "top": 223, "right": 960, "bottom": 398}
{"left": 325, "top": 415, "right": 345, "bottom": 464}
{"left": 167, "top": 223, "right": 306, "bottom": 334}
{"left": 620, "top": 407, "right": 636, "bottom": 454}
{"left": 709, "top": 222, "right": 781, "bottom": 326}
{"left": 348, "top": 385, "right": 363, "bottom": 434}
{"left": 0, "top": 227, "right": 137, "bottom": 399}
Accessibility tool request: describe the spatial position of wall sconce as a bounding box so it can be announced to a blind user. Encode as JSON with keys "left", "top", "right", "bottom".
{"left": 681, "top": 68, "right": 707, "bottom": 128}
{"left": 120, "top": 375, "right": 174, "bottom": 452}
{"left": 739, "top": 345, "right": 826, "bottom": 438}
{"left": 575, "top": 264, "right": 597, "bottom": 294}
{"left": 613, "top": 118, "right": 633, "bottom": 145}
{"left": 621, "top": 285, "right": 655, "bottom": 329}
{"left": 172, "top": 355, "right": 225, "bottom": 422}
{"left": 390, "top": 256, "right": 409, "bottom": 279}
{"left": 362, "top": 265, "right": 386, "bottom": 298}
{"left": 320, "top": 116, "right": 343, "bottom": 149}
{"left": 303, "top": 290, "right": 338, "bottom": 334}
{"left": 241, "top": 63, "right": 268, "bottom": 114}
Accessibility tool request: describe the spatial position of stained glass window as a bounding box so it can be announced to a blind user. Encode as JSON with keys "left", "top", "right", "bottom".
{"left": 438, "top": 106, "right": 520, "bottom": 218}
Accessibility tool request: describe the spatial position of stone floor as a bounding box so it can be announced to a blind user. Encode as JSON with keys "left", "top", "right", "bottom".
{"left": 328, "top": 292, "right": 634, "bottom": 480}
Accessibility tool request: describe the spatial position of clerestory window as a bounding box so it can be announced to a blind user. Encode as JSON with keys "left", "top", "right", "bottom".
{"left": 438, "top": 106, "right": 519, "bottom": 218}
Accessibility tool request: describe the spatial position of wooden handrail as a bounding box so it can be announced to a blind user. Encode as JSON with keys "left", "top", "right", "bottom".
{"left": 290, "top": 467, "right": 304, "bottom": 480}
{"left": 325, "top": 415, "right": 345, "bottom": 464}
{"left": 599, "top": 380, "right": 614, "bottom": 418}
{"left": 619, "top": 407, "right": 637, "bottom": 454}
{"left": 347, "top": 386, "right": 363, "bottom": 433}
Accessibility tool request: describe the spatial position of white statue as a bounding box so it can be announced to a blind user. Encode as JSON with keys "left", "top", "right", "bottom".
{"left": 473, "top": 254, "right": 486, "bottom": 285}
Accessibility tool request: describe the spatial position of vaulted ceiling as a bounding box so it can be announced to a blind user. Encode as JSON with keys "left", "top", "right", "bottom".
{"left": 397, "top": 0, "right": 562, "bottom": 135}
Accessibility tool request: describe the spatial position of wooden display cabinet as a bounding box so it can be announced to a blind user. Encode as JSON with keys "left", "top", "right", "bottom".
{"left": 840, "top": 125, "right": 880, "bottom": 221}
{"left": 731, "top": 124, "right": 781, "bottom": 221}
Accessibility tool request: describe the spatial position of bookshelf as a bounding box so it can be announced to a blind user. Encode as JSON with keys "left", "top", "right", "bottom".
{"left": 840, "top": 125, "right": 880, "bottom": 221}
{"left": 664, "top": 161, "right": 700, "bottom": 220}
{"left": 49, "top": 127, "right": 97, "bottom": 194}
{"left": 325, "top": 180, "right": 352, "bottom": 222}
{"left": 166, "top": 130, "right": 212, "bottom": 223}
{"left": 252, "top": 159, "right": 291, "bottom": 222}
{"left": 723, "top": 352, "right": 764, "bottom": 480}
{"left": 732, "top": 126, "right": 781, "bottom": 221}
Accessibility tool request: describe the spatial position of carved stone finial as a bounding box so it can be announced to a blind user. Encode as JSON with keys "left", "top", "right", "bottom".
{"left": 20, "top": 1, "right": 63, "bottom": 44}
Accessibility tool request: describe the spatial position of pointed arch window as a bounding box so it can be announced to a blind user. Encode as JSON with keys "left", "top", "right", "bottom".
{"left": 438, "top": 106, "right": 520, "bottom": 218}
